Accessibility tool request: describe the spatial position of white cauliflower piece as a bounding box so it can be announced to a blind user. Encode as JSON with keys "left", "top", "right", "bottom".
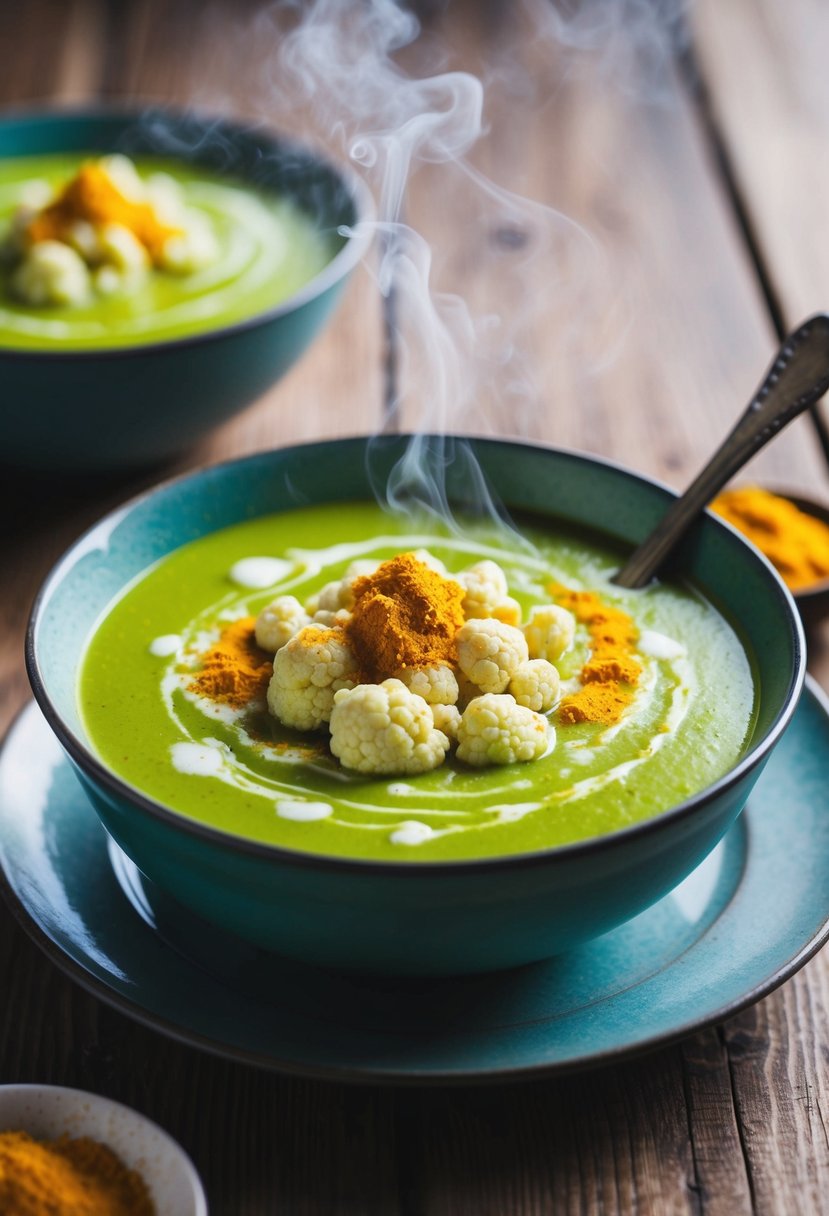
{"left": 99, "top": 154, "right": 146, "bottom": 202}
{"left": 99, "top": 222, "right": 149, "bottom": 274}
{"left": 431, "top": 702, "right": 461, "bottom": 741}
{"left": 311, "top": 607, "right": 352, "bottom": 628}
{"left": 456, "top": 618, "right": 529, "bottom": 694}
{"left": 145, "top": 172, "right": 186, "bottom": 225}
{"left": 491, "top": 596, "right": 523, "bottom": 627}
{"left": 255, "top": 595, "right": 311, "bottom": 653}
{"left": 410, "top": 548, "right": 450, "bottom": 576}
{"left": 509, "top": 659, "right": 560, "bottom": 712}
{"left": 459, "top": 560, "right": 509, "bottom": 618}
{"left": 346, "top": 558, "right": 381, "bottom": 579}
{"left": 523, "top": 604, "right": 576, "bottom": 662}
{"left": 307, "top": 571, "right": 363, "bottom": 619}
{"left": 329, "top": 679, "right": 450, "bottom": 775}
{"left": 395, "top": 664, "right": 459, "bottom": 706}
{"left": 268, "top": 625, "right": 358, "bottom": 731}
{"left": 66, "top": 220, "right": 103, "bottom": 263}
{"left": 457, "top": 694, "right": 551, "bottom": 767}
{"left": 159, "top": 216, "right": 219, "bottom": 274}
{"left": 11, "top": 241, "right": 91, "bottom": 306}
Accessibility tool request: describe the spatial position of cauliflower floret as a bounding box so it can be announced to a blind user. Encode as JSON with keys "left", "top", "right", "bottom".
{"left": 268, "top": 625, "right": 358, "bottom": 730}
{"left": 11, "top": 241, "right": 91, "bottom": 306}
{"left": 329, "top": 679, "right": 450, "bottom": 775}
{"left": 459, "top": 560, "right": 509, "bottom": 618}
{"left": 99, "top": 222, "right": 149, "bottom": 274}
{"left": 306, "top": 571, "right": 363, "bottom": 618}
{"left": 159, "top": 216, "right": 219, "bottom": 274}
{"left": 311, "top": 607, "right": 352, "bottom": 628}
{"left": 431, "top": 702, "right": 461, "bottom": 741}
{"left": 255, "top": 595, "right": 311, "bottom": 653}
{"left": 456, "top": 618, "right": 529, "bottom": 694}
{"left": 509, "top": 659, "right": 560, "bottom": 712}
{"left": 456, "top": 694, "right": 551, "bottom": 767}
{"left": 395, "top": 664, "right": 459, "bottom": 706}
{"left": 99, "top": 154, "right": 146, "bottom": 202}
{"left": 491, "top": 596, "right": 523, "bottom": 627}
{"left": 410, "top": 549, "right": 450, "bottom": 576}
{"left": 523, "top": 604, "right": 576, "bottom": 662}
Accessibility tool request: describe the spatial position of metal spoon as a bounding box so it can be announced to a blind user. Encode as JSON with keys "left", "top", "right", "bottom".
{"left": 614, "top": 313, "right": 829, "bottom": 589}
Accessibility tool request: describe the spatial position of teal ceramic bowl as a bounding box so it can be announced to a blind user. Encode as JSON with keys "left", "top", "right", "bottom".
{"left": 0, "top": 109, "right": 372, "bottom": 471}
{"left": 26, "top": 437, "right": 806, "bottom": 975}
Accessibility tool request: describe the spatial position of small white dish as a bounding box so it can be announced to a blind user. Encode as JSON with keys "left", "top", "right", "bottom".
{"left": 0, "top": 1084, "right": 207, "bottom": 1215}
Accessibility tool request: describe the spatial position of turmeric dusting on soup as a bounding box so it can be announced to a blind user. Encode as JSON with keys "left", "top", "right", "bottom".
{"left": 552, "top": 587, "right": 642, "bottom": 725}
{"left": 26, "top": 161, "right": 179, "bottom": 264}
{"left": 0, "top": 1129, "right": 155, "bottom": 1216}
{"left": 711, "top": 485, "right": 829, "bottom": 591}
{"left": 189, "top": 616, "right": 273, "bottom": 708}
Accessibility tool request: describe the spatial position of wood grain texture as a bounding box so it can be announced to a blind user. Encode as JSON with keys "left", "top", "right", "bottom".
{"left": 0, "top": 2, "right": 827, "bottom": 1214}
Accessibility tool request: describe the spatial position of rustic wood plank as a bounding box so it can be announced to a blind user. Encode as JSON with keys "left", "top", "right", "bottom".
{"left": 398, "top": 0, "right": 826, "bottom": 500}
{"left": 692, "top": 0, "right": 829, "bottom": 332}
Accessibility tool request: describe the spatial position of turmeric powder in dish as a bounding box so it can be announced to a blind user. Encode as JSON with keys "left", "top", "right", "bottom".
{"left": 711, "top": 486, "right": 829, "bottom": 591}
{"left": 0, "top": 1129, "right": 154, "bottom": 1216}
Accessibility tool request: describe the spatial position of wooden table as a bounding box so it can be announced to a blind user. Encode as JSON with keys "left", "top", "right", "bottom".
{"left": 1, "top": 2, "right": 828, "bottom": 1212}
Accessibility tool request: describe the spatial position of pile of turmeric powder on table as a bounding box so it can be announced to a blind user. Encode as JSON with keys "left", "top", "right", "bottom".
{"left": 0, "top": 1129, "right": 154, "bottom": 1216}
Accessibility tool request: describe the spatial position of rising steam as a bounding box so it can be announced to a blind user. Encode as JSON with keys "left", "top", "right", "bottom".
{"left": 243, "top": 0, "right": 686, "bottom": 533}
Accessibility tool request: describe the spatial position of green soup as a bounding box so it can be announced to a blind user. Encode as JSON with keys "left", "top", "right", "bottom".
{"left": 79, "top": 502, "right": 757, "bottom": 862}
{"left": 0, "top": 154, "right": 335, "bottom": 350}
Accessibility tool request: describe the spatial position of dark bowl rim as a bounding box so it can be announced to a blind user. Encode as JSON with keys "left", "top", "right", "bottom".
{"left": 0, "top": 103, "right": 375, "bottom": 360}
{"left": 25, "top": 433, "right": 807, "bottom": 877}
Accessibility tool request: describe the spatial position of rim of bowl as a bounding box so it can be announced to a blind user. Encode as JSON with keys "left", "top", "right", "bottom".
{"left": 0, "top": 103, "right": 375, "bottom": 360}
{"left": 25, "top": 434, "right": 807, "bottom": 876}
{"left": 0, "top": 1083, "right": 208, "bottom": 1213}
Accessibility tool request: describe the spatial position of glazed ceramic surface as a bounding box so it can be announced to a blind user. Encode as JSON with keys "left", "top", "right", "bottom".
{"left": 1, "top": 686, "right": 827, "bottom": 1082}
{"left": 0, "top": 110, "right": 372, "bottom": 470}
{"left": 0, "top": 1083, "right": 207, "bottom": 1213}
{"left": 26, "top": 437, "right": 805, "bottom": 974}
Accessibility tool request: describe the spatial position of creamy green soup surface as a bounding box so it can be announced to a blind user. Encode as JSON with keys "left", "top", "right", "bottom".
{"left": 0, "top": 154, "right": 335, "bottom": 349}
{"left": 79, "top": 502, "right": 757, "bottom": 862}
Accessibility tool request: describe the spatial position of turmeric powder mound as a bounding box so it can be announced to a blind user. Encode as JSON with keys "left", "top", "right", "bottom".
{"left": 27, "top": 162, "right": 179, "bottom": 264}
{"left": 552, "top": 585, "right": 641, "bottom": 726}
{"left": 0, "top": 1130, "right": 155, "bottom": 1216}
{"left": 558, "top": 682, "right": 635, "bottom": 726}
{"left": 711, "top": 485, "right": 829, "bottom": 590}
{"left": 190, "top": 616, "right": 273, "bottom": 708}
{"left": 346, "top": 553, "right": 466, "bottom": 681}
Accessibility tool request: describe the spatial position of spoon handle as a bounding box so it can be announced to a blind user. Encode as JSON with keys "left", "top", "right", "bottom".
{"left": 614, "top": 313, "right": 829, "bottom": 589}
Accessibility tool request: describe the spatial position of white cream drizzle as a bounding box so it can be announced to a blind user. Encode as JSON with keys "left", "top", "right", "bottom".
{"left": 390, "top": 821, "right": 435, "bottom": 846}
{"left": 149, "top": 634, "right": 182, "bottom": 657}
{"left": 276, "top": 800, "right": 333, "bottom": 822}
{"left": 228, "top": 557, "right": 295, "bottom": 589}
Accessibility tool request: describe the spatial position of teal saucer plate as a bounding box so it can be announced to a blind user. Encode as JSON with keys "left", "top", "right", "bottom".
{"left": 1, "top": 684, "right": 828, "bottom": 1086}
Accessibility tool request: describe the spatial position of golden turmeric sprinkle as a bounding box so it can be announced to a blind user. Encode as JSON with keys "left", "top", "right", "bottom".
{"left": 711, "top": 485, "right": 829, "bottom": 591}
{"left": 27, "top": 162, "right": 179, "bottom": 263}
{"left": 189, "top": 616, "right": 273, "bottom": 708}
{"left": 346, "top": 553, "right": 466, "bottom": 682}
{"left": 0, "top": 1130, "right": 155, "bottom": 1216}
{"left": 552, "top": 586, "right": 641, "bottom": 725}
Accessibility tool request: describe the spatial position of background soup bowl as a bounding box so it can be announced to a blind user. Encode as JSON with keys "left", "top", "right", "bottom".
{"left": 0, "top": 109, "right": 372, "bottom": 471}
{"left": 26, "top": 436, "right": 805, "bottom": 975}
